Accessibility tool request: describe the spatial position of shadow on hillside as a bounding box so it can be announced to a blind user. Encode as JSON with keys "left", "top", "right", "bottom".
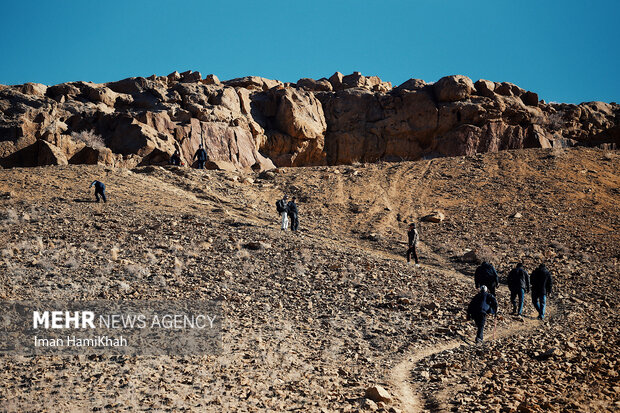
{"left": 449, "top": 259, "right": 477, "bottom": 279}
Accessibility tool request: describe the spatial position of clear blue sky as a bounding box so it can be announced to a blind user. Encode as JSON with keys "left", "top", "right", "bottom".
{"left": 1, "top": 0, "right": 618, "bottom": 104}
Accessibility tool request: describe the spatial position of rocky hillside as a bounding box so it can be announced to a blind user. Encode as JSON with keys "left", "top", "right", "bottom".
{"left": 1, "top": 71, "right": 618, "bottom": 170}
{"left": 0, "top": 147, "right": 618, "bottom": 411}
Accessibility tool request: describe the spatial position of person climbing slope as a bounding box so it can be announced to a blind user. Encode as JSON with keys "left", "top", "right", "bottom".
{"left": 507, "top": 263, "right": 530, "bottom": 316}
{"left": 287, "top": 196, "right": 299, "bottom": 232}
{"left": 276, "top": 195, "right": 289, "bottom": 231}
{"left": 406, "top": 222, "right": 420, "bottom": 267}
{"left": 530, "top": 263, "right": 553, "bottom": 320}
{"left": 89, "top": 180, "right": 107, "bottom": 203}
{"left": 474, "top": 261, "right": 500, "bottom": 296}
{"left": 467, "top": 285, "right": 498, "bottom": 344}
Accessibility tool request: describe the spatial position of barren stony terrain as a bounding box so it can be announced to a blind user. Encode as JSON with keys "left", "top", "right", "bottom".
{"left": 0, "top": 146, "right": 618, "bottom": 412}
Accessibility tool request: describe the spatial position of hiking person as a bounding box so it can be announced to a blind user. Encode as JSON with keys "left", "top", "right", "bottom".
{"left": 193, "top": 145, "right": 207, "bottom": 169}
{"left": 287, "top": 196, "right": 299, "bottom": 232}
{"left": 406, "top": 222, "right": 420, "bottom": 266}
{"left": 467, "top": 285, "right": 498, "bottom": 344}
{"left": 507, "top": 263, "right": 530, "bottom": 316}
{"left": 474, "top": 261, "right": 500, "bottom": 296}
{"left": 89, "top": 180, "right": 107, "bottom": 203}
{"left": 169, "top": 150, "right": 181, "bottom": 166}
{"left": 530, "top": 263, "right": 553, "bottom": 320}
{"left": 276, "top": 195, "right": 289, "bottom": 230}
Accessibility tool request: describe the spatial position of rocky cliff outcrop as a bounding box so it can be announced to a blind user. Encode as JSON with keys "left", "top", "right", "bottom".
{"left": 0, "top": 72, "right": 617, "bottom": 169}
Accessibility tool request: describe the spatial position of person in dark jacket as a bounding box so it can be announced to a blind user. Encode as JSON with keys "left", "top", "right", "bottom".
{"left": 507, "top": 263, "right": 530, "bottom": 316}
{"left": 193, "top": 145, "right": 207, "bottom": 169}
{"left": 406, "top": 222, "right": 420, "bottom": 266}
{"left": 287, "top": 197, "right": 299, "bottom": 231}
{"left": 89, "top": 180, "right": 107, "bottom": 203}
{"left": 530, "top": 263, "right": 553, "bottom": 320}
{"left": 467, "top": 285, "right": 498, "bottom": 343}
{"left": 474, "top": 261, "right": 500, "bottom": 296}
{"left": 276, "top": 195, "right": 289, "bottom": 230}
{"left": 169, "top": 150, "right": 181, "bottom": 166}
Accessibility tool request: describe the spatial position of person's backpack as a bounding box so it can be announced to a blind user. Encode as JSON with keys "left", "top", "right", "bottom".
{"left": 276, "top": 199, "right": 285, "bottom": 213}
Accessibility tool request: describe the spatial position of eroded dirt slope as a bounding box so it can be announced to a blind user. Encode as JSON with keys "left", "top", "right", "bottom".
{"left": 0, "top": 147, "right": 618, "bottom": 412}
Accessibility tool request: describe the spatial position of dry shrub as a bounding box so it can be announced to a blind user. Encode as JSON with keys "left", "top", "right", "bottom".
{"left": 125, "top": 264, "right": 150, "bottom": 278}
{"left": 36, "top": 258, "right": 56, "bottom": 272}
{"left": 550, "top": 240, "right": 570, "bottom": 255}
{"left": 235, "top": 249, "right": 250, "bottom": 260}
{"left": 71, "top": 130, "right": 105, "bottom": 149}
{"left": 173, "top": 257, "right": 184, "bottom": 275}
{"left": 65, "top": 256, "right": 79, "bottom": 268}
{"left": 145, "top": 251, "right": 158, "bottom": 265}
{"left": 2, "top": 209, "right": 19, "bottom": 224}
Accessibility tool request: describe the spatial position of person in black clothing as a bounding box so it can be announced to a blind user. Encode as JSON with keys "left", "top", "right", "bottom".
{"left": 507, "top": 263, "right": 530, "bottom": 316}
{"left": 467, "top": 285, "right": 498, "bottom": 344}
{"left": 193, "top": 145, "right": 207, "bottom": 169}
{"left": 89, "top": 180, "right": 107, "bottom": 203}
{"left": 406, "top": 222, "right": 420, "bottom": 266}
{"left": 276, "top": 195, "right": 289, "bottom": 230}
{"left": 530, "top": 263, "right": 553, "bottom": 320}
{"left": 169, "top": 150, "right": 181, "bottom": 166}
{"left": 474, "top": 261, "right": 500, "bottom": 296}
{"left": 287, "top": 197, "right": 299, "bottom": 231}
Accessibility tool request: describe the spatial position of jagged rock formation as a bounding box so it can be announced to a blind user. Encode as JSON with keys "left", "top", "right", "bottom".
{"left": 0, "top": 70, "right": 617, "bottom": 169}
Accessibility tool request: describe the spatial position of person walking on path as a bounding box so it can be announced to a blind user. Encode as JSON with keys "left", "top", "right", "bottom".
{"left": 89, "top": 180, "right": 107, "bottom": 203}
{"left": 467, "top": 285, "right": 498, "bottom": 344}
{"left": 530, "top": 263, "right": 553, "bottom": 320}
{"left": 475, "top": 261, "right": 500, "bottom": 296}
{"left": 287, "top": 196, "right": 299, "bottom": 232}
{"left": 193, "top": 145, "right": 207, "bottom": 169}
{"left": 406, "top": 222, "right": 420, "bottom": 266}
{"left": 507, "top": 263, "right": 530, "bottom": 316}
{"left": 276, "top": 195, "right": 289, "bottom": 231}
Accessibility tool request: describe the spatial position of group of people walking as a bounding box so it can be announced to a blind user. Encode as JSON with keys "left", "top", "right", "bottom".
{"left": 276, "top": 195, "right": 299, "bottom": 232}
{"left": 468, "top": 261, "right": 553, "bottom": 343}
{"left": 89, "top": 171, "right": 553, "bottom": 348}
{"left": 167, "top": 145, "right": 207, "bottom": 169}
{"left": 402, "top": 225, "right": 553, "bottom": 344}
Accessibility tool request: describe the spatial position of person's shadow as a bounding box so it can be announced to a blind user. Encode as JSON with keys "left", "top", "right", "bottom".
{"left": 73, "top": 198, "right": 97, "bottom": 203}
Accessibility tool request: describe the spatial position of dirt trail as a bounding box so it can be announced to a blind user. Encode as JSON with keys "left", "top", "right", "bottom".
{"left": 389, "top": 314, "right": 545, "bottom": 412}
{"left": 388, "top": 254, "right": 556, "bottom": 413}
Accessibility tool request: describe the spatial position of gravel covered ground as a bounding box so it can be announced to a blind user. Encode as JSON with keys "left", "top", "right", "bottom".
{"left": 0, "top": 147, "right": 618, "bottom": 412}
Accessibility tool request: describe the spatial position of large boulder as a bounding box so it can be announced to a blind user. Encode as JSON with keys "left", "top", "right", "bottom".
{"left": 328, "top": 72, "right": 344, "bottom": 91}
{"left": 521, "top": 91, "right": 539, "bottom": 106}
{"left": 20, "top": 83, "right": 48, "bottom": 97}
{"left": 261, "top": 88, "right": 327, "bottom": 166}
{"left": 180, "top": 70, "right": 202, "bottom": 83}
{"left": 105, "top": 77, "right": 157, "bottom": 94}
{"left": 0, "top": 140, "right": 67, "bottom": 167}
{"left": 275, "top": 89, "right": 326, "bottom": 142}
{"left": 320, "top": 88, "right": 438, "bottom": 164}
{"left": 434, "top": 75, "right": 475, "bottom": 102}
{"left": 495, "top": 82, "right": 525, "bottom": 97}
{"left": 395, "top": 78, "right": 427, "bottom": 91}
{"left": 85, "top": 85, "right": 119, "bottom": 107}
{"left": 69, "top": 146, "right": 115, "bottom": 165}
{"left": 202, "top": 74, "right": 220, "bottom": 85}
{"left": 296, "top": 78, "right": 333, "bottom": 92}
{"left": 474, "top": 79, "right": 496, "bottom": 98}
{"left": 365, "top": 385, "right": 392, "bottom": 403}
{"left": 224, "top": 76, "right": 283, "bottom": 91}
